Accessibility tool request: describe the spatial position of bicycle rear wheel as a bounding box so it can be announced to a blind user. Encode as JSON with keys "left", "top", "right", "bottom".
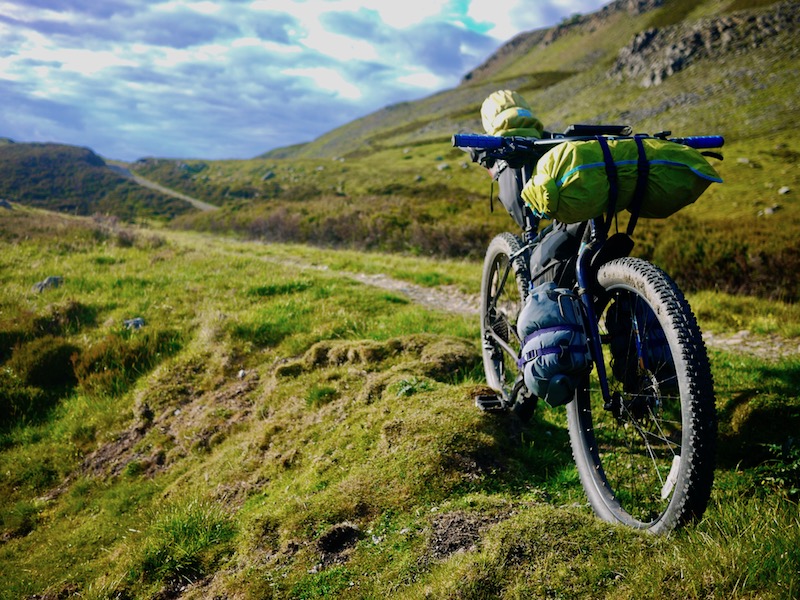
{"left": 480, "top": 233, "right": 530, "bottom": 403}
{"left": 567, "top": 257, "right": 716, "bottom": 533}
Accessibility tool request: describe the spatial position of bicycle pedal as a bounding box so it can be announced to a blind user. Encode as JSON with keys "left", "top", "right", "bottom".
{"left": 474, "top": 393, "right": 507, "bottom": 412}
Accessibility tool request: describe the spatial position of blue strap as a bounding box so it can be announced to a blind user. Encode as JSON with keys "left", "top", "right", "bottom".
{"left": 517, "top": 344, "right": 588, "bottom": 367}
{"left": 626, "top": 135, "right": 649, "bottom": 236}
{"left": 522, "top": 323, "right": 583, "bottom": 346}
{"left": 596, "top": 136, "right": 617, "bottom": 235}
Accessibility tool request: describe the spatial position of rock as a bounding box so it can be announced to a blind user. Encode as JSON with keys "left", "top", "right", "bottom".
{"left": 778, "top": 186, "right": 791, "bottom": 195}
{"left": 32, "top": 276, "right": 63, "bottom": 293}
{"left": 610, "top": 3, "right": 800, "bottom": 87}
{"left": 0, "top": 199, "right": 11, "bottom": 209}
{"left": 436, "top": 163, "right": 451, "bottom": 171}
{"left": 737, "top": 157, "right": 750, "bottom": 164}
{"left": 261, "top": 171, "right": 275, "bottom": 181}
{"left": 124, "top": 317, "right": 146, "bottom": 330}
{"left": 758, "top": 204, "right": 781, "bottom": 216}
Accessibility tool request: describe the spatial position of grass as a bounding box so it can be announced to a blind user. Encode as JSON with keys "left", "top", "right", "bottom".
{"left": 1, "top": 205, "right": 799, "bottom": 599}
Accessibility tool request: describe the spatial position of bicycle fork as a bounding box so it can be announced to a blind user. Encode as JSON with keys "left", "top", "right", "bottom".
{"left": 576, "top": 243, "right": 614, "bottom": 407}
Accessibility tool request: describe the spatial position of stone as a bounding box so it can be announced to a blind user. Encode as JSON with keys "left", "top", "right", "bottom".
{"left": 124, "top": 317, "right": 146, "bottom": 330}
{"left": 32, "top": 276, "right": 63, "bottom": 293}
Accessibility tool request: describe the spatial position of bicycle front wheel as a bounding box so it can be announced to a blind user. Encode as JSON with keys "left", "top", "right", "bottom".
{"left": 480, "top": 233, "right": 530, "bottom": 403}
{"left": 567, "top": 257, "right": 717, "bottom": 533}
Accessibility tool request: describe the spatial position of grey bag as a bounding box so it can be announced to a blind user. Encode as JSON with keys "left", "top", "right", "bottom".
{"left": 517, "top": 282, "right": 591, "bottom": 407}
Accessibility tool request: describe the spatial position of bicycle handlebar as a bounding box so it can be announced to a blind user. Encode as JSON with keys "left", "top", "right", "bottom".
{"left": 451, "top": 132, "right": 725, "bottom": 151}
{"left": 451, "top": 133, "right": 507, "bottom": 149}
{"left": 666, "top": 135, "right": 725, "bottom": 149}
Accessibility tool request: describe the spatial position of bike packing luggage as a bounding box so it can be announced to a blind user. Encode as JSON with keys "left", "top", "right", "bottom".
{"left": 517, "top": 282, "right": 591, "bottom": 407}
{"left": 481, "top": 89, "right": 544, "bottom": 138}
{"left": 521, "top": 137, "right": 722, "bottom": 224}
{"left": 529, "top": 221, "right": 586, "bottom": 287}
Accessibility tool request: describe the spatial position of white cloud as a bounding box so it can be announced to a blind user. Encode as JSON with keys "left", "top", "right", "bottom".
{"left": 282, "top": 67, "right": 363, "bottom": 100}
{"left": 397, "top": 70, "right": 447, "bottom": 90}
{"left": 0, "top": 0, "right": 610, "bottom": 159}
{"left": 369, "top": 0, "right": 452, "bottom": 29}
{"left": 298, "top": 28, "right": 379, "bottom": 62}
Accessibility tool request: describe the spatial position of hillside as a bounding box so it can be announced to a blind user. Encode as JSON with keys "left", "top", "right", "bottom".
{"left": 0, "top": 142, "right": 196, "bottom": 220}
{"left": 119, "top": 0, "right": 800, "bottom": 301}
{"left": 1, "top": 206, "right": 798, "bottom": 598}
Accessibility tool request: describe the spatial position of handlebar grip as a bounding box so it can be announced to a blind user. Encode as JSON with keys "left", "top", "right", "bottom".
{"left": 451, "top": 133, "right": 504, "bottom": 149}
{"left": 672, "top": 135, "right": 725, "bottom": 149}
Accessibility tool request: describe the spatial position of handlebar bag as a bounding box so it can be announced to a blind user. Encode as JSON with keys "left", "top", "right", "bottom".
{"left": 521, "top": 137, "right": 722, "bottom": 224}
{"left": 517, "top": 282, "right": 591, "bottom": 408}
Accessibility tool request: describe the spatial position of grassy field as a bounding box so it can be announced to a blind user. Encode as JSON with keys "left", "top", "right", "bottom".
{"left": 1, "top": 206, "right": 798, "bottom": 599}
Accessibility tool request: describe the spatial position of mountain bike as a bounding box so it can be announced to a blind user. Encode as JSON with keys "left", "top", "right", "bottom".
{"left": 453, "top": 126, "right": 721, "bottom": 533}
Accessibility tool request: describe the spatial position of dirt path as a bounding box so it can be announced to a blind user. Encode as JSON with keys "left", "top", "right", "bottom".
{"left": 107, "top": 163, "right": 218, "bottom": 212}
{"left": 195, "top": 238, "right": 799, "bottom": 362}
{"left": 346, "top": 270, "right": 800, "bottom": 361}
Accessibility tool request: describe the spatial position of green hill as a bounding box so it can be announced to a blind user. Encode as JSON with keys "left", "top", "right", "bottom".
{"left": 259, "top": 0, "right": 799, "bottom": 160}
{"left": 0, "top": 142, "right": 196, "bottom": 220}
{"left": 3, "top": 0, "right": 798, "bottom": 298}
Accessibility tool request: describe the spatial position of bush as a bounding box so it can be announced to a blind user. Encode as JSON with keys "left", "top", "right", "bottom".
{"left": 0, "top": 367, "right": 43, "bottom": 428}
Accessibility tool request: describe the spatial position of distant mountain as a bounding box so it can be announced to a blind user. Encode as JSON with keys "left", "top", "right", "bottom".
{"left": 0, "top": 143, "right": 196, "bottom": 219}
{"left": 261, "top": 0, "right": 798, "bottom": 160}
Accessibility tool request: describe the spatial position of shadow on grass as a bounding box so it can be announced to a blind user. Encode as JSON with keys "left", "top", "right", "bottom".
{"left": 716, "top": 362, "right": 800, "bottom": 468}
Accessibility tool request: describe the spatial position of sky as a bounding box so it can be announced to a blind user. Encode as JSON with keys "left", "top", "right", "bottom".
{"left": 0, "top": 0, "right": 609, "bottom": 161}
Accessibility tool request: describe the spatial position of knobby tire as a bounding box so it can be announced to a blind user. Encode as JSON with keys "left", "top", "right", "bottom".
{"left": 566, "top": 257, "right": 717, "bottom": 533}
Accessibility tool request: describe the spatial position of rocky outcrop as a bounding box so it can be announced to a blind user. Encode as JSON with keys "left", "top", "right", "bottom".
{"left": 611, "top": 1, "right": 800, "bottom": 87}
{"left": 461, "top": 0, "right": 665, "bottom": 84}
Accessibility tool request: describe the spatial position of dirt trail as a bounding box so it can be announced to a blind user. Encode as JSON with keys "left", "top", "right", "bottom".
{"left": 107, "top": 163, "right": 219, "bottom": 212}
{"left": 199, "top": 239, "right": 800, "bottom": 362}
{"left": 345, "top": 270, "right": 800, "bottom": 361}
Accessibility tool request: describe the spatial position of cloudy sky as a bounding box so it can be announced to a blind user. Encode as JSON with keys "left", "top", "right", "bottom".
{"left": 1, "top": 0, "right": 609, "bottom": 161}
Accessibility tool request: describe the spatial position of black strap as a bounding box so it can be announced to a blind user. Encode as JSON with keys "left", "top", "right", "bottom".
{"left": 596, "top": 136, "right": 618, "bottom": 236}
{"left": 626, "top": 135, "right": 649, "bottom": 236}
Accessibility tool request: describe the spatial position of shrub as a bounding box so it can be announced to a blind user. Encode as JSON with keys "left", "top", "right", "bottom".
{"left": 306, "top": 385, "right": 338, "bottom": 407}
{"left": 0, "top": 500, "right": 40, "bottom": 538}
{"left": 33, "top": 300, "right": 97, "bottom": 337}
{"left": 759, "top": 441, "right": 800, "bottom": 499}
{"left": 0, "top": 367, "right": 43, "bottom": 428}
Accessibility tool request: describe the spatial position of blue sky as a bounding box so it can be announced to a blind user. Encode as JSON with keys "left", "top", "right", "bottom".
{"left": 0, "top": 0, "right": 609, "bottom": 161}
